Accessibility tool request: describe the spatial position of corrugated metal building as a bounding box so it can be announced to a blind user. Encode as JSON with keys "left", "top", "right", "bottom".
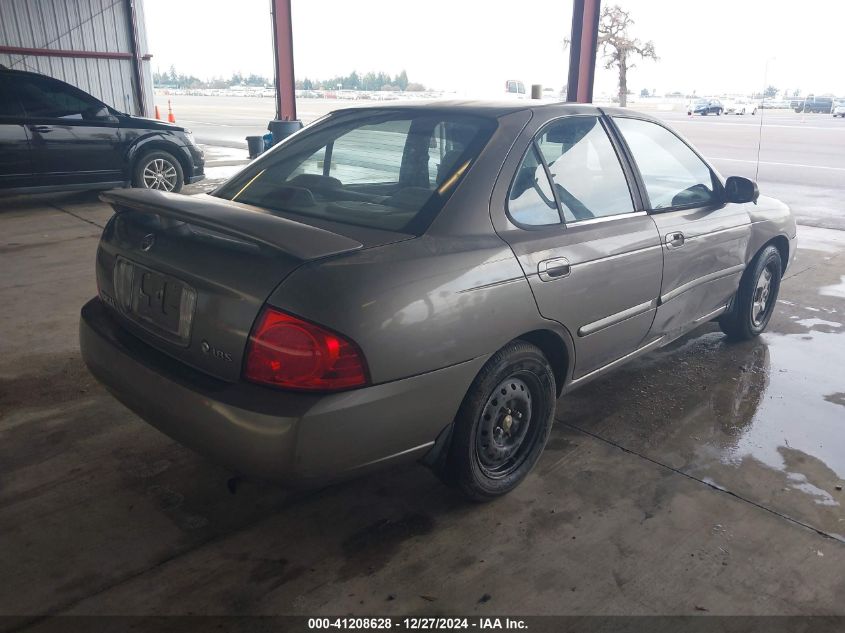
{"left": 0, "top": 0, "right": 153, "bottom": 116}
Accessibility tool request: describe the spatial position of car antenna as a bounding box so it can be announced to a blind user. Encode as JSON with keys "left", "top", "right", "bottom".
{"left": 756, "top": 58, "right": 774, "bottom": 182}
{"left": 755, "top": 101, "right": 764, "bottom": 182}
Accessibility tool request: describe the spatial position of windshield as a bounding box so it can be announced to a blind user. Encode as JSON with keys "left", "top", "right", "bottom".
{"left": 214, "top": 110, "right": 497, "bottom": 234}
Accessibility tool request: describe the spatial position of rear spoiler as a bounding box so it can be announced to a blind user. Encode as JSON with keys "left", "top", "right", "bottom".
{"left": 100, "top": 189, "right": 362, "bottom": 260}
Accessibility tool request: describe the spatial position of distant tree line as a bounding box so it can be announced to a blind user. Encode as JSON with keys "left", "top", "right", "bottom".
{"left": 296, "top": 70, "right": 426, "bottom": 92}
{"left": 154, "top": 66, "right": 426, "bottom": 92}
{"left": 153, "top": 66, "right": 272, "bottom": 89}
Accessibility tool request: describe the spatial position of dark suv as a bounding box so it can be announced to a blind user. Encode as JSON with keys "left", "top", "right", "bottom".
{"left": 0, "top": 67, "right": 204, "bottom": 194}
{"left": 792, "top": 95, "right": 834, "bottom": 113}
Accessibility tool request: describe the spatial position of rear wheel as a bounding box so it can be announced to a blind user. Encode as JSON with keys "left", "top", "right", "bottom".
{"left": 719, "top": 245, "right": 782, "bottom": 341}
{"left": 443, "top": 341, "right": 556, "bottom": 501}
{"left": 133, "top": 150, "right": 184, "bottom": 193}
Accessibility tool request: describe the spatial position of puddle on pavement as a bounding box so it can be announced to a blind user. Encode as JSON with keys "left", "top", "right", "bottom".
{"left": 820, "top": 275, "right": 845, "bottom": 300}
{"left": 557, "top": 308, "right": 845, "bottom": 540}
{"left": 726, "top": 329, "right": 845, "bottom": 482}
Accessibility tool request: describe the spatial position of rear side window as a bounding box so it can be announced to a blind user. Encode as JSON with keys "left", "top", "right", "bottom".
{"left": 509, "top": 145, "right": 559, "bottom": 226}
{"left": 0, "top": 77, "right": 25, "bottom": 117}
{"left": 537, "top": 117, "right": 634, "bottom": 222}
{"left": 9, "top": 75, "right": 100, "bottom": 120}
{"left": 507, "top": 116, "right": 635, "bottom": 227}
{"left": 615, "top": 117, "right": 718, "bottom": 209}
{"left": 214, "top": 111, "right": 496, "bottom": 234}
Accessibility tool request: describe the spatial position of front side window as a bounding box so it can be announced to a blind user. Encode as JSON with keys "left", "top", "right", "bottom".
{"left": 536, "top": 116, "right": 634, "bottom": 222}
{"left": 11, "top": 75, "right": 101, "bottom": 120}
{"left": 214, "top": 111, "right": 496, "bottom": 233}
{"left": 614, "top": 117, "right": 719, "bottom": 210}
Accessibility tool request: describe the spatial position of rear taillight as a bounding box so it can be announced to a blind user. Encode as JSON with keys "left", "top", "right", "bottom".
{"left": 244, "top": 307, "right": 368, "bottom": 391}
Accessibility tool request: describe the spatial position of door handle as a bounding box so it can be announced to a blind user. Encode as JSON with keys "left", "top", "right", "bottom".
{"left": 665, "top": 232, "right": 685, "bottom": 248}
{"left": 538, "top": 257, "right": 571, "bottom": 281}
{"left": 30, "top": 126, "right": 53, "bottom": 134}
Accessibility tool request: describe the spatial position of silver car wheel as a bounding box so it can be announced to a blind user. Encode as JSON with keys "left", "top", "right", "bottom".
{"left": 142, "top": 158, "right": 178, "bottom": 191}
{"left": 752, "top": 265, "right": 774, "bottom": 326}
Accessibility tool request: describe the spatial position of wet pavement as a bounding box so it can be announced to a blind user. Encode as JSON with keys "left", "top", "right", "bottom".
{"left": 1, "top": 194, "right": 844, "bottom": 622}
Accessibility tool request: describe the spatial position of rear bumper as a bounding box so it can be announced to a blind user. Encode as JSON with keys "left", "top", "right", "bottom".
{"left": 79, "top": 298, "right": 485, "bottom": 484}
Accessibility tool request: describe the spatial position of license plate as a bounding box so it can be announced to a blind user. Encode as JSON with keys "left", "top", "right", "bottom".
{"left": 113, "top": 258, "right": 196, "bottom": 346}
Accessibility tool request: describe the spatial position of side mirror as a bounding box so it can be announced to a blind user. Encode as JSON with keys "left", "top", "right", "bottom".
{"left": 725, "top": 176, "right": 759, "bottom": 204}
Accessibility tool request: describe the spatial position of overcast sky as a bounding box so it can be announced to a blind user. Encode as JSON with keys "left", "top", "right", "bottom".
{"left": 145, "top": 0, "right": 845, "bottom": 97}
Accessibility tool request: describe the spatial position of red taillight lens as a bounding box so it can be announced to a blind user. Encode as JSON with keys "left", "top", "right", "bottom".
{"left": 244, "top": 308, "right": 368, "bottom": 391}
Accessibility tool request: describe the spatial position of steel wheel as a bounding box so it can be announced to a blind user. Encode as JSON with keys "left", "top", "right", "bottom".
{"left": 475, "top": 374, "right": 540, "bottom": 479}
{"left": 443, "top": 340, "right": 556, "bottom": 500}
{"left": 142, "top": 157, "right": 179, "bottom": 191}
{"left": 751, "top": 264, "right": 776, "bottom": 326}
{"left": 720, "top": 245, "right": 782, "bottom": 341}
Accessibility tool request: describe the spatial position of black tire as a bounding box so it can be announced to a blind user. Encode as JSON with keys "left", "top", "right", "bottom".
{"left": 719, "top": 245, "right": 782, "bottom": 341}
{"left": 132, "top": 150, "right": 184, "bottom": 193}
{"left": 443, "top": 341, "right": 556, "bottom": 501}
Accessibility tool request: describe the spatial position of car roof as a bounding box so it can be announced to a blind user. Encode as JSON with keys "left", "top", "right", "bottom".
{"left": 0, "top": 66, "right": 55, "bottom": 81}
{"left": 1, "top": 66, "right": 33, "bottom": 75}
{"left": 330, "top": 100, "right": 662, "bottom": 123}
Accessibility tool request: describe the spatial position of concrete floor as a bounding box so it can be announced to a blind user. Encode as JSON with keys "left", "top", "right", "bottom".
{"left": 1, "top": 190, "right": 845, "bottom": 624}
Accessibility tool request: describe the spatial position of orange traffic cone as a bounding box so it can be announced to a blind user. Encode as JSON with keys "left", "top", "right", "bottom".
{"left": 167, "top": 100, "right": 176, "bottom": 123}
{"left": 154, "top": 104, "right": 161, "bottom": 120}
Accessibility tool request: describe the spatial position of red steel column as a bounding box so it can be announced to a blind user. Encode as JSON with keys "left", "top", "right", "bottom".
{"left": 566, "top": 0, "right": 601, "bottom": 103}
{"left": 271, "top": 0, "right": 297, "bottom": 121}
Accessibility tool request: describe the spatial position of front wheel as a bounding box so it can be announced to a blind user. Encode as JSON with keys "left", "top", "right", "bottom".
{"left": 719, "top": 245, "right": 782, "bottom": 340}
{"left": 132, "top": 150, "right": 184, "bottom": 193}
{"left": 443, "top": 341, "right": 556, "bottom": 501}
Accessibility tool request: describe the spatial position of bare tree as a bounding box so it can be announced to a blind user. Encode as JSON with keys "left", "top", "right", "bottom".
{"left": 597, "top": 5, "right": 657, "bottom": 107}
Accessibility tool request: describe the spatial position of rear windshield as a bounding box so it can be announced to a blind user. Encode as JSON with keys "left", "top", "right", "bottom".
{"left": 214, "top": 110, "right": 497, "bottom": 234}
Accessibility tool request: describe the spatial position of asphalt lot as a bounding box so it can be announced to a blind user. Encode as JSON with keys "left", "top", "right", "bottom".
{"left": 1, "top": 98, "right": 844, "bottom": 623}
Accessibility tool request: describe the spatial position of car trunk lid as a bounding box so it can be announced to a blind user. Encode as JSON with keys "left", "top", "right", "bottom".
{"left": 96, "top": 189, "right": 395, "bottom": 382}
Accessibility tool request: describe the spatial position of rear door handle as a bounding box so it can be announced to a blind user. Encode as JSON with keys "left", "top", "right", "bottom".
{"left": 538, "top": 257, "right": 571, "bottom": 281}
{"left": 665, "top": 232, "right": 685, "bottom": 248}
{"left": 30, "top": 125, "right": 53, "bottom": 134}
